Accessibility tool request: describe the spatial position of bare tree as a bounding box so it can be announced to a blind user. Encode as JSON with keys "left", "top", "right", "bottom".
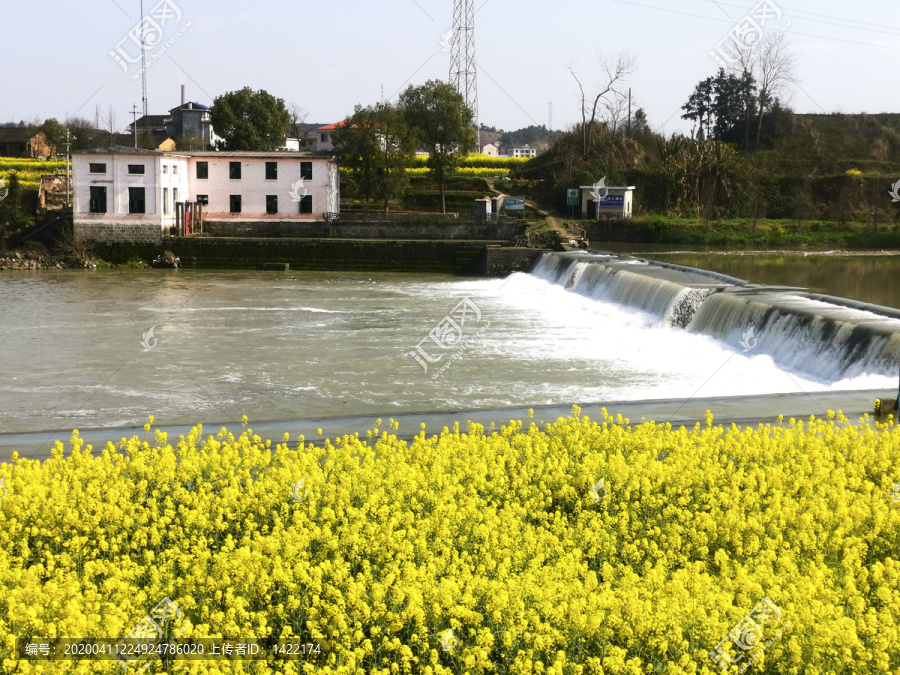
{"left": 751, "top": 32, "right": 796, "bottom": 149}
{"left": 602, "top": 90, "right": 630, "bottom": 133}
{"left": 287, "top": 102, "right": 308, "bottom": 149}
{"left": 104, "top": 104, "right": 118, "bottom": 145}
{"left": 567, "top": 52, "right": 635, "bottom": 156}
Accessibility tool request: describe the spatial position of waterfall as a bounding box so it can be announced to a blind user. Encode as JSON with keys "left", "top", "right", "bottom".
{"left": 527, "top": 251, "right": 900, "bottom": 381}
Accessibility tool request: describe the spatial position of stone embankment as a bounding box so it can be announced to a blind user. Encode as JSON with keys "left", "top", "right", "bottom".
{"left": 0, "top": 250, "right": 96, "bottom": 270}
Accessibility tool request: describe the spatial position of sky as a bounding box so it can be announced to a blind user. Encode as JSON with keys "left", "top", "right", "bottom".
{"left": 1, "top": 0, "right": 898, "bottom": 137}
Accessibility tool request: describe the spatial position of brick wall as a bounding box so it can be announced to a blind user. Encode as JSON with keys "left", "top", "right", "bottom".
{"left": 75, "top": 222, "right": 162, "bottom": 245}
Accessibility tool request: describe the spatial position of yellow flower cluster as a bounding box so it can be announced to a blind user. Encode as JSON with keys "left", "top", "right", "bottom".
{"left": 0, "top": 158, "right": 67, "bottom": 191}
{"left": 2, "top": 409, "right": 900, "bottom": 674}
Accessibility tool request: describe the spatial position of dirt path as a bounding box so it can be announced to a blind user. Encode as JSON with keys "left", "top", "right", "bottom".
{"left": 485, "top": 178, "right": 586, "bottom": 248}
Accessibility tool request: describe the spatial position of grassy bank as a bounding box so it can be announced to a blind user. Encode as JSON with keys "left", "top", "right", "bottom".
{"left": 587, "top": 216, "right": 900, "bottom": 249}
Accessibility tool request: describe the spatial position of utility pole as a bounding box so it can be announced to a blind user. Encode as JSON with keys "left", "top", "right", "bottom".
{"left": 64, "top": 129, "right": 73, "bottom": 209}
{"left": 131, "top": 104, "right": 139, "bottom": 148}
{"left": 627, "top": 88, "right": 632, "bottom": 136}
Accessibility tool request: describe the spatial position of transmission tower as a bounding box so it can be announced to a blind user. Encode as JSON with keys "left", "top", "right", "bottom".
{"left": 449, "top": 0, "right": 479, "bottom": 147}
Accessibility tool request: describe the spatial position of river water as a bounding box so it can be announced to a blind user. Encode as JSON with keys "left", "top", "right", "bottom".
{"left": 1, "top": 255, "right": 897, "bottom": 446}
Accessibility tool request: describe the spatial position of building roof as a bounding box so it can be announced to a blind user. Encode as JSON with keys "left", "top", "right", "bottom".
{"left": 316, "top": 122, "right": 345, "bottom": 131}
{"left": 169, "top": 101, "right": 211, "bottom": 113}
{"left": 187, "top": 150, "right": 334, "bottom": 158}
{"left": 0, "top": 127, "right": 32, "bottom": 142}
{"left": 73, "top": 146, "right": 334, "bottom": 159}
{"left": 75, "top": 146, "right": 165, "bottom": 155}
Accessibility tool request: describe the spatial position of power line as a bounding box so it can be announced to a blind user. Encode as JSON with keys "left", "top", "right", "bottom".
{"left": 613, "top": 0, "right": 900, "bottom": 51}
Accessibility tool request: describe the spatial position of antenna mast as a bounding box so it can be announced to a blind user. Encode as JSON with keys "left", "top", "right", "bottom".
{"left": 449, "top": 0, "right": 479, "bottom": 148}
{"left": 140, "top": 0, "right": 148, "bottom": 145}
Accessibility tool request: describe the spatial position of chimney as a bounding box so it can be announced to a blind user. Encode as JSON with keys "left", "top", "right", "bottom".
{"left": 181, "top": 85, "right": 185, "bottom": 106}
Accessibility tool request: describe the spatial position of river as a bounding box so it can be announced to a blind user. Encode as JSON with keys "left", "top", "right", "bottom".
{"left": 2, "top": 252, "right": 899, "bottom": 457}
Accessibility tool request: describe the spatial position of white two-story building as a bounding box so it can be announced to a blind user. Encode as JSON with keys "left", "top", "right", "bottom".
{"left": 72, "top": 147, "right": 340, "bottom": 243}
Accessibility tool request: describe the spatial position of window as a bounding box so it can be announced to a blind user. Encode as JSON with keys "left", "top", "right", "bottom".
{"left": 163, "top": 187, "right": 169, "bottom": 214}
{"left": 299, "top": 195, "right": 312, "bottom": 214}
{"left": 128, "top": 187, "right": 146, "bottom": 214}
{"left": 265, "top": 162, "right": 278, "bottom": 180}
{"left": 173, "top": 188, "right": 178, "bottom": 205}
{"left": 128, "top": 164, "right": 145, "bottom": 175}
{"left": 300, "top": 162, "right": 312, "bottom": 181}
{"left": 196, "top": 162, "right": 209, "bottom": 179}
{"left": 196, "top": 194, "right": 209, "bottom": 205}
{"left": 89, "top": 163, "right": 106, "bottom": 174}
{"left": 229, "top": 162, "right": 241, "bottom": 179}
{"left": 89, "top": 186, "right": 107, "bottom": 213}
{"left": 229, "top": 195, "right": 242, "bottom": 213}
{"left": 173, "top": 165, "right": 178, "bottom": 174}
{"left": 266, "top": 195, "right": 278, "bottom": 214}
{"left": 320, "top": 134, "right": 329, "bottom": 143}
{"left": 163, "top": 165, "right": 168, "bottom": 174}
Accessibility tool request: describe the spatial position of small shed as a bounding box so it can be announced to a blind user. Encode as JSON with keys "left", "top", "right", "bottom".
{"left": 579, "top": 185, "right": 635, "bottom": 220}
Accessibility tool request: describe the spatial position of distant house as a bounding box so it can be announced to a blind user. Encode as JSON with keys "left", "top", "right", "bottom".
{"left": 164, "top": 101, "right": 218, "bottom": 146}
{"left": 509, "top": 145, "right": 538, "bottom": 159}
{"left": 481, "top": 143, "right": 499, "bottom": 157}
{"left": 0, "top": 127, "right": 53, "bottom": 158}
{"left": 72, "top": 147, "right": 341, "bottom": 244}
{"left": 127, "top": 114, "right": 168, "bottom": 137}
{"left": 309, "top": 123, "right": 342, "bottom": 152}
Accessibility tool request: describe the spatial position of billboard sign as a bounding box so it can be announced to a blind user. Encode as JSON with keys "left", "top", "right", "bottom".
{"left": 506, "top": 197, "right": 526, "bottom": 211}
{"left": 597, "top": 194, "right": 624, "bottom": 207}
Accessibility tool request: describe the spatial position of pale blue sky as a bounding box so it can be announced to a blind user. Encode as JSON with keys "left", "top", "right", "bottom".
{"left": 2, "top": 0, "right": 898, "bottom": 135}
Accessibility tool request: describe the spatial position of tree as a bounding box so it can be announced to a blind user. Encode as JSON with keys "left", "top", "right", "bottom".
{"left": 399, "top": 80, "right": 476, "bottom": 214}
{"left": 33, "top": 118, "right": 66, "bottom": 157}
{"left": 287, "top": 102, "right": 308, "bottom": 147}
{"left": 682, "top": 76, "right": 715, "bottom": 139}
{"left": 567, "top": 53, "right": 635, "bottom": 155}
{"left": 333, "top": 102, "right": 415, "bottom": 213}
{"left": 632, "top": 108, "right": 652, "bottom": 138}
{"left": 751, "top": 32, "right": 796, "bottom": 150}
{"left": 210, "top": 87, "right": 291, "bottom": 151}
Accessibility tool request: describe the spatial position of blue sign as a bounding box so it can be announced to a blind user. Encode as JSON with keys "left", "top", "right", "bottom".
{"left": 596, "top": 194, "right": 624, "bottom": 207}
{"left": 506, "top": 197, "right": 526, "bottom": 211}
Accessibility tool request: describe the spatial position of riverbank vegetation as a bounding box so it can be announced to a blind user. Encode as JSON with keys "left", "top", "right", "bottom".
{"left": 2, "top": 410, "right": 899, "bottom": 673}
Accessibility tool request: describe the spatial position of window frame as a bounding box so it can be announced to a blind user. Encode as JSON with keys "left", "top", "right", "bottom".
{"left": 196, "top": 161, "right": 209, "bottom": 180}
{"left": 229, "top": 162, "right": 242, "bottom": 180}
{"left": 299, "top": 194, "right": 313, "bottom": 214}
{"left": 265, "top": 162, "right": 278, "bottom": 180}
{"left": 229, "top": 194, "right": 242, "bottom": 214}
{"left": 88, "top": 163, "right": 107, "bottom": 174}
{"left": 266, "top": 195, "right": 278, "bottom": 215}
{"left": 127, "top": 164, "right": 146, "bottom": 175}
{"left": 89, "top": 186, "right": 107, "bottom": 214}
{"left": 128, "top": 187, "right": 146, "bottom": 214}
{"left": 300, "top": 162, "right": 312, "bottom": 181}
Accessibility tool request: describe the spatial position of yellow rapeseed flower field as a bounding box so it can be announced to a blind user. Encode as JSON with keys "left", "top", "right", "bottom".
{"left": 1, "top": 408, "right": 900, "bottom": 674}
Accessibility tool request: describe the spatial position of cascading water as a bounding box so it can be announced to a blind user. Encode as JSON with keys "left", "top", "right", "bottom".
{"left": 529, "top": 251, "right": 900, "bottom": 382}
{"left": 531, "top": 251, "right": 725, "bottom": 323}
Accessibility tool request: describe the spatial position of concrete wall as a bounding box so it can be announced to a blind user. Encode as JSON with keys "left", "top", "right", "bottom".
{"left": 203, "top": 220, "right": 527, "bottom": 240}
{"left": 89, "top": 237, "right": 505, "bottom": 274}
{"left": 483, "top": 247, "right": 542, "bottom": 276}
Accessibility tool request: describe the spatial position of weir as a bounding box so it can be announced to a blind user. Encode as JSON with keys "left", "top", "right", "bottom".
{"left": 530, "top": 251, "right": 900, "bottom": 381}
